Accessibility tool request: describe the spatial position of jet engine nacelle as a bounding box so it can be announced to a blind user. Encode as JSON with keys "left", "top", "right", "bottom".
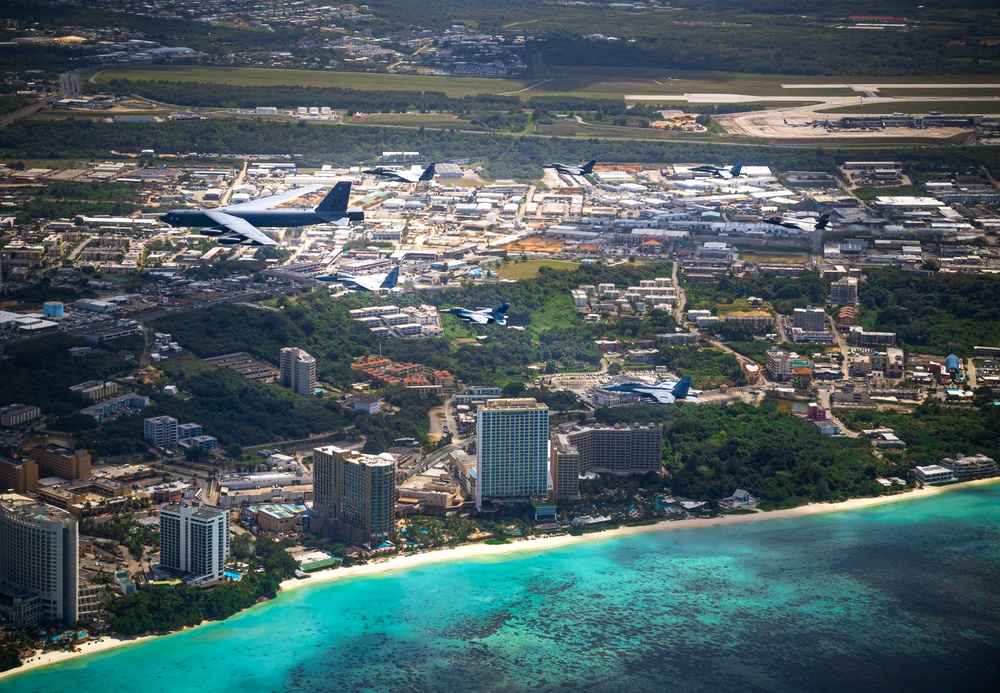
{"left": 199, "top": 227, "right": 225, "bottom": 237}
{"left": 216, "top": 235, "right": 244, "bottom": 245}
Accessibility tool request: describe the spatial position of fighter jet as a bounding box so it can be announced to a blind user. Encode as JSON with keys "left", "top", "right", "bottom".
{"left": 546, "top": 159, "right": 597, "bottom": 176}
{"left": 364, "top": 163, "right": 436, "bottom": 183}
{"left": 762, "top": 213, "right": 830, "bottom": 232}
{"left": 600, "top": 376, "right": 700, "bottom": 404}
{"left": 315, "top": 265, "right": 400, "bottom": 292}
{"left": 446, "top": 303, "right": 511, "bottom": 326}
{"left": 691, "top": 164, "right": 743, "bottom": 179}
{"left": 159, "top": 181, "right": 363, "bottom": 246}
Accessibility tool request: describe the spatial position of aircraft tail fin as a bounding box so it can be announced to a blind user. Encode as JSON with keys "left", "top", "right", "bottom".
{"left": 783, "top": 119, "right": 789, "bottom": 124}
{"left": 496, "top": 302, "right": 511, "bottom": 317}
{"left": 381, "top": 266, "right": 400, "bottom": 289}
{"left": 419, "top": 164, "right": 436, "bottom": 181}
{"left": 582, "top": 160, "right": 597, "bottom": 174}
{"left": 729, "top": 164, "right": 742, "bottom": 176}
{"left": 814, "top": 213, "right": 831, "bottom": 231}
{"left": 316, "top": 181, "right": 352, "bottom": 213}
{"left": 671, "top": 376, "right": 692, "bottom": 400}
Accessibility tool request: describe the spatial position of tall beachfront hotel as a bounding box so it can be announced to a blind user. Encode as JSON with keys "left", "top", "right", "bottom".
{"left": 476, "top": 398, "right": 550, "bottom": 510}
{"left": 159, "top": 503, "right": 230, "bottom": 585}
{"left": 0, "top": 492, "right": 79, "bottom": 627}
{"left": 313, "top": 446, "right": 396, "bottom": 548}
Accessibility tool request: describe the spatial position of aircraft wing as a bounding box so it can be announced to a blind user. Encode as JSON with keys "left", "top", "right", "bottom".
{"left": 222, "top": 184, "right": 324, "bottom": 211}
{"left": 350, "top": 273, "right": 388, "bottom": 291}
{"left": 638, "top": 386, "right": 676, "bottom": 404}
{"left": 202, "top": 210, "right": 277, "bottom": 245}
{"left": 466, "top": 312, "right": 491, "bottom": 324}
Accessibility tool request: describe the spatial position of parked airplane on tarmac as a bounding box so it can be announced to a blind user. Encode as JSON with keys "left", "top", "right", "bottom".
{"left": 159, "top": 182, "right": 362, "bottom": 246}
{"left": 691, "top": 164, "right": 743, "bottom": 179}
{"left": 364, "top": 163, "right": 436, "bottom": 183}
{"left": 784, "top": 118, "right": 816, "bottom": 128}
{"left": 762, "top": 213, "right": 831, "bottom": 232}
{"left": 601, "top": 376, "right": 701, "bottom": 404}
{"left": 315, "top": 265, "right": 400, "bottom": 292}
{"left": 446, "top": 303, "right": 511, "bottom": 326}
{"left": 547, "top": 159, "right": 597, "bottom": 176}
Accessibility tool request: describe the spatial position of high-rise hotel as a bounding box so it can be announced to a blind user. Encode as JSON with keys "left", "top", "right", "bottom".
{"left": 313, "top": 446, "right": 396, "bottom": 547}
{"left": 159, "top": 503, "right": 230, "bottom": 585}
{"left": 0, "top": 492, "right": 79, "bottom": 627}
{"left": 476, "top": 398, "right": 550, "bottom": 510}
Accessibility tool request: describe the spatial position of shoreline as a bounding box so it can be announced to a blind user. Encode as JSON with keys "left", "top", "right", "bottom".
{"left": 3, "top": 476, "right": 998, "bottom": 681}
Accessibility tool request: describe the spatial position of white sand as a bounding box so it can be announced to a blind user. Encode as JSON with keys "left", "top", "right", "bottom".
{"left": 3, "top": 477, "right": 997, "bottom": 680}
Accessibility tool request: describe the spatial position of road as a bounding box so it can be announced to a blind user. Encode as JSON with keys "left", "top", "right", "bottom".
{"left": 404, "top": 438, "right": 467, "bottom": 481}
{"left": 220, "top": 159, "right": 248, "bottom": 206}
{"left": 671, "top": 260, "right": 686, "bottom": 321}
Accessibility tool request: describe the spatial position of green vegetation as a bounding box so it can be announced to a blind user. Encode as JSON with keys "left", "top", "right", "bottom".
{"left": 653, "top": 346, "right": 745, "bottom": 389}
{"left": 859, "top": 269, "right": 1000, "bottom": 353}
{"left": 596, "top": 397, "right": 890, "bottom": 508}
{"left": 106, "top": 535, "right": 297, "bottom": 636}
{"left": 684, "top": 271, "right": 829, "bottom": 316}
{"left": 0, "top": 334, "right": 142, "bottom": 416}
{"left": 853, "top": 184, "right": 926, "bottom": 200}
{"left": 838, "top": 402, "right": 1000, "bottom": 467}
{"left": 80, "top": 513, "right": 159, "bottom": 559}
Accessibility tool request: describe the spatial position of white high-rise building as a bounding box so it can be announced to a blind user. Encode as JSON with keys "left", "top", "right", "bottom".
{"left": 793, "top": 306, "right": 826, "bottom": 332}
{"left": 476, "top": 398, "right": 550, "bottom": 510}
{"left": 159, "top": 503, "right": 229, "bottom": 585}
{"left": 280, "top": 347, "right": 317, "bottom": 397}
{"left": 0, "top": 493, "right": 79, "bottom": 627}
{"left": 144, "top": 415, "right": 179, "bottom": 447}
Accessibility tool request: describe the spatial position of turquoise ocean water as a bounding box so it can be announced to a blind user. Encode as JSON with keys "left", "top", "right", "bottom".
{"left": 6, "top": 483, "right": 1000, "bottom": 692}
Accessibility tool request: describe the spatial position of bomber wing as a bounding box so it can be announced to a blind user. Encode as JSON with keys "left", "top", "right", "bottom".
{"left": 202, "top": 210, "right": 277, "bottom": 245}
{"left": 221, "top": 184, "right": 324, "bottom": 212}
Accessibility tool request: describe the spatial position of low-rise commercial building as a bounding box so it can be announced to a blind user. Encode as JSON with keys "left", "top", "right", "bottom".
{"left": 0, "top": 403, "right": 41, "bottom": 428}
{"left": 915, "top": 465, "right": 955, "bottom": 485}
{"left": 30, "top": 443, "right": 91, "bottom": 480}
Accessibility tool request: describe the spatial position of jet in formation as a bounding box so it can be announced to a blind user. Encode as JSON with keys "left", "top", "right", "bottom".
{"left": 601, "top": 376, "right": 701, "bottom": 404}
{"left": 364, "top": 163, "right": 436, "bottom": 183}
{"left": 762, "top": 213, "right": 830, "bottom": 232}
{"left": 547, "top": 159, "right": 597, "bottom": 176}
{"left": 691, "top": 163, "right": 743, "bottom": 179}
{"left": 446, "top": 303, "right": 511, "bottom": 326}
{"left": 315, "top": 265, "right": 400, "bottom": 292}
{"left": 159, "top": 181, "right": 362, "bottom": 246}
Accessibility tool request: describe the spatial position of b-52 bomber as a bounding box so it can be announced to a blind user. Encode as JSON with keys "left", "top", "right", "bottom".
{"left": 547, "top": 159, "right": 597, "bottom": 176}
{"left": 601, "top": 376, "right": 700, "bottom": 404}
{"left": 315, "top": 265, "right": 400, "bottom": 292}
{"left": 159, "top": 181, "right": 362, "bottom": 246}
{"left": 446, "top": 303, "right": 511, "bottom": 326}
{"left": 364, "top": 163, "right": 436, "bottom": 183}
{"left": 762, "top": 213, "right": 830, "bottom": 232}
{"left": 691, "top": 164, "right": 743, "bottom": 179}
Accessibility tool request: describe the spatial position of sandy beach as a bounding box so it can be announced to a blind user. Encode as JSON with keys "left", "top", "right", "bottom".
{"left": 3, "top": 476, "right": 998, "bottom": 681}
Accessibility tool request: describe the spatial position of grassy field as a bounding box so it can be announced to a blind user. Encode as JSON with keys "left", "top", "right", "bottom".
{"left": 496, "top": 259, "right": 580, "bottom": 279}
{"left": 95, "top": 66, "right": 527, "bottom": 98}
{"left": 740, "top": 251, "right": 811, "bottom": 264}
{"left": 95, "top": 65, "right": 1000, "bottom": 103}
{"left": 714, "top": 299, "right": 769, "bottom": 316}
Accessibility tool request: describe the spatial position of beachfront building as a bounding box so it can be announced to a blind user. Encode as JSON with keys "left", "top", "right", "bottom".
{"left": 939, "top": 453, "right": 996, "bottom": 480}
{"left": 915, "top": 465, "right": 955, "bottom": 485}
{"left": 476, "top": 398, "right": 550, "bottom": 510}
{"left": 313, "top": 446, "right": 396, "bottom": 547}
{"left": 0, "top": 493, "right": 79, "bottom": 627}
{"left": 159, "top": 503, "right": 230, "bottom": 585}
{"left": 549, "top": 424, "right": 663, "bottom": 500}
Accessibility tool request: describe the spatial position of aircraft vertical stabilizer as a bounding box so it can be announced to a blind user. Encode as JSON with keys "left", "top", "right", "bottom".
{"left": 316, "top": 181, "right": 352, "bottom": 213}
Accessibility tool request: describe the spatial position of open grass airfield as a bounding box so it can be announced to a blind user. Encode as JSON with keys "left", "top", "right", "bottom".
{"left": 93, "top": 65, "right": 1000, "bottom": 143}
